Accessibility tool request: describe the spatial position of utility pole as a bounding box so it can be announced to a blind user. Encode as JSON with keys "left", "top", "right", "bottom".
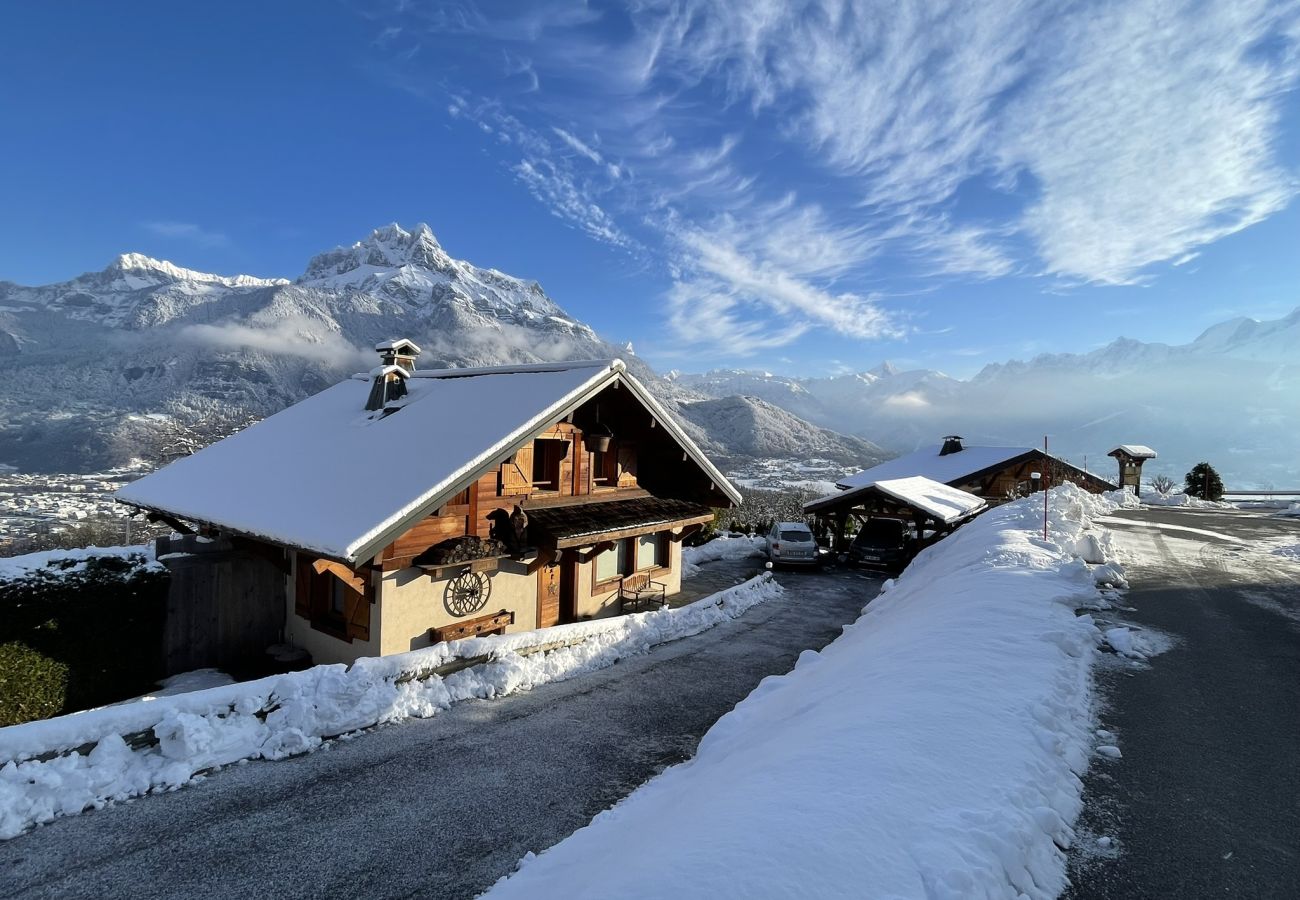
{"left": 1043, "top": 435, "right": 1049, "bottom": 542}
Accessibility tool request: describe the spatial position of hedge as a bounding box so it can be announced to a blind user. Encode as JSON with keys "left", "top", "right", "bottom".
{"left": 0, "top": 553, "right": 169, "bottom": 728}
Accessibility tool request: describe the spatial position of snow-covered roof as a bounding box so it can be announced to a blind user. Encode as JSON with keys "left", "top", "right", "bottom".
{"left": 1109, "top": 444, "right": 1157, "bottom": 459}
{"left": 117, "top": 359, "right": 741, "bottom": 564}
{"left": 375, "top": 338, "right": 421, "bottom": 354}
{"left": 837, "top": 444, "right": 1036, "bottom": 490}
{"left": 804, "top": 476, "right": 986, "bottom": 524}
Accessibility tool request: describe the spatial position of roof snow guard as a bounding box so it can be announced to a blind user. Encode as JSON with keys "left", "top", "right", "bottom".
{"left": 116, "top": 358, "right": 741, "bottom": 564}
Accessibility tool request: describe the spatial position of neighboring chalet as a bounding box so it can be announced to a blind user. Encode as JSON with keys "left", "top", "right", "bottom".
{"left": 117, "top": 346, "right": 739, "bottom": 673}
{"left": 806, "top": 435, "right": 1113, "bottom": 551}
{"left": 1108, "top": 445, "right": 1157, "bottom": 493}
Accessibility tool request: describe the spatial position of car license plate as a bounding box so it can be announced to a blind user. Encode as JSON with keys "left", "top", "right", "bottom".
{"left": 863, "top": 555, "right": 880, "bottom": 561}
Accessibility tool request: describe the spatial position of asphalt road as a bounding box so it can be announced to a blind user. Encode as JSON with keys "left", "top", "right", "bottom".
{"left": 1066, "top": 506, "right": 1300, "bottom": 899}
{"left": 0, "top": 562, "right": 878, "bottom": 900}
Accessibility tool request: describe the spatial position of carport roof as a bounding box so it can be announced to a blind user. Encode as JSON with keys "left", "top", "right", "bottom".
{"left": 804, "top": 476, "right": 987, "bottom": 525}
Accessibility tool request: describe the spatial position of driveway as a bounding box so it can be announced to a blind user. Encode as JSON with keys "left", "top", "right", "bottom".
{"left": 1066, "top": 506, "right": 1300, "bottom": 898}
{"left": 0, "top": 563, "right": 879, "bottom": 900}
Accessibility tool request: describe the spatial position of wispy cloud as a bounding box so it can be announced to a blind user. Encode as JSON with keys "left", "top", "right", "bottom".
{"left": 143, "top": 221, "right": 230, "bottom": 248}
{"left": 365, "top": 0, "right": 1300, "bottom": 353}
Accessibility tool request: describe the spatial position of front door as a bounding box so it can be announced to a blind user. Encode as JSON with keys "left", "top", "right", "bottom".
{"left": 537, "top": 560, "right": 562, "bottom": 628}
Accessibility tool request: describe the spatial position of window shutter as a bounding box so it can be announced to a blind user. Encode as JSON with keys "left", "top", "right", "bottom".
{"left": 344, "top": 576, "right": 370, "bottom": 642}
{"left": 294, "top": 555, "right": 312, "bottom": 618}
{"left": 617, "top": 442, "right": 637, "bottom": 487}
{"left": 501, "top": 445, "right": 534, "bottom": 495}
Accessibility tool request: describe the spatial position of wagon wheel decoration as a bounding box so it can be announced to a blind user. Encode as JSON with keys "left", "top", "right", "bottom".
{"left": 444, "top": 570, "right": 491, "bottom": 617}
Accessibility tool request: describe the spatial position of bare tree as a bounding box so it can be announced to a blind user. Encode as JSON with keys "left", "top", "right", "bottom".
{"left": 1150, "top": 473, "right": 1177, "bottom": 494}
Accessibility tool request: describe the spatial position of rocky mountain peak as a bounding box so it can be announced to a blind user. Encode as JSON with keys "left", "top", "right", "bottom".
{"left": 105, "top": 253, "right": 288, "bottom": 289}
{"left": 298, "top": 222, "right": 457, "bottom": 284}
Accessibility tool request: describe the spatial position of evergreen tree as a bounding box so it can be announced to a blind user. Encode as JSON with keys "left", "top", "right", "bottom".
{"left": 1184, "top": 462, "right": 1224, "bottom": 501}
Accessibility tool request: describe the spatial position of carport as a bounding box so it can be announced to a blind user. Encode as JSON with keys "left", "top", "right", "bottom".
{"left": 804, "top": 476, "right": 987, "bottom": 554}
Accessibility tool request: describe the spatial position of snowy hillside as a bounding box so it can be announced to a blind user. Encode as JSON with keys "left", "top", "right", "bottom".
{"left": 675, "top": 308, "right": 1300, "bottom": 488}
{"left": 0, "top": 225, "right": 859, "bottom": 475}
{"left": 676, "top": 395, "right": 887, "bottom": 466}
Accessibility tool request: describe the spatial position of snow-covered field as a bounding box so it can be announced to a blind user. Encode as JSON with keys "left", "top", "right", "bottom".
{"left": 0, "top": 574, "right": 783, "bottom": 840}
{"left": 484, "top": 485, "right": 1136, "bottom": 900}
{"left": 725, "top": 457, "right": 857, "bottom": 495}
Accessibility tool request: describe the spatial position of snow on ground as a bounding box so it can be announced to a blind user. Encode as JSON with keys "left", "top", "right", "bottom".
{"left": 483, "top": 484, "right": 1129, "bottom": 900}
{"left": 0, "top": 544, "right": 161, "bottom": 582}
{"left": 0, "top": 574, "right": 783, "bottom": 840}
{"left": 131, "top": 669, "right": 236, "bottom": 701}
{"left": 681, "top": 533, "right": 767, "bottom": 578}
{"left": 1278, "top": 503, "right": 1300, "bottom": 518}
{"left": 1102, "top": 627, "right": 1165, "bottom": 660}
{"left": 1142, "top": 491, "right": 1234, "bottom": 509}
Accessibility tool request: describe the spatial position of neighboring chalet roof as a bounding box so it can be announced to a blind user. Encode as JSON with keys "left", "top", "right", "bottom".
{"left": 837, "top": 442, "right": 1114, "bottom": 493}
{"left": 805, "top": 476, "right": 986, "bottom": 525}
{"left": 117, "top": 359, "right": 741, "bottom": 565}
{"left": 1108, "top": 445, "right": 1157, "bottom": 459}
{"left": 837, "top": 444, "right": 1038, "bottom": 490}
{"left": 528, "top": 496, "right": 715, "bottom": 549}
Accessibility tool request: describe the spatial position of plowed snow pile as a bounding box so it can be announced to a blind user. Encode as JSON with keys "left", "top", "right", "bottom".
{"left": 484, "top": 485, "right": 1132, "bottom": 900}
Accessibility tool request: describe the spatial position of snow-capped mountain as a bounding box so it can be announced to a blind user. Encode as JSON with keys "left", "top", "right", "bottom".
{"left": 676, "top": 308, "right": 1300, "bottom": 488}
{"left": 677, "top": 395, "right": 888, "bottom": 466}
{"left": 0, "top": 224, "right": 862, "bottom": 474}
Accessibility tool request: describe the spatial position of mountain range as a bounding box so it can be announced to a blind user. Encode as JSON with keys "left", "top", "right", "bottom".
{"left": 0, "top": 224, "right": 885, "bottom": 474}
{"left": 2, "top": 223, "right": 1294, "bottom": 487}
{"left": 672, "top": 308, "right": 1300, "bottom": 488}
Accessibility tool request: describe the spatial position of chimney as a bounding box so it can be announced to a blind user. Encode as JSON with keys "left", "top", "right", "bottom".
{"left": 375, "top": 338, "right": 421, "bottom": 374}
{"left": 939, "top": 435, "right": 964, "bottom": 456}
{"left": 365, "top": 365, "right": 409, "bottom": 412}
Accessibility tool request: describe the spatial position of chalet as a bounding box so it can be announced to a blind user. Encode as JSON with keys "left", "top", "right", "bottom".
{"left": 117, "top": 347, "right": 739, "bottom": 673}
{"left": 806, "top": 435, "right": 1113, "bottom": 551}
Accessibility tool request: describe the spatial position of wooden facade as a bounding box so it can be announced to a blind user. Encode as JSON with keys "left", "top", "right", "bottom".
{"left": 275, "top": 383, "right": 725, "bottom": 665}
{"left": 137, "top": 360, "right": 737, "bottom": 673}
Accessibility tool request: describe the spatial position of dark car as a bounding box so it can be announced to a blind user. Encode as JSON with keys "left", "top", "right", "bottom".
{"left": 846, "top": 518, "right": 912, "bottom": 572}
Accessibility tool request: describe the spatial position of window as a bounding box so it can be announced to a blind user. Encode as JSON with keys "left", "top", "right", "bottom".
{"left": 594, "top": 540, "right": 629, "bottom": 583}
{"left": 531, "top": 438, "right": 569, "bottom": 492}
{"left": 637, "top": 533, "right": 665, "bottom": 570}
{"left": 329, "top": 576, "right": 348, "bottom": 615}
{"left": 296, "top": 555, "right": 370, "bottom": 643}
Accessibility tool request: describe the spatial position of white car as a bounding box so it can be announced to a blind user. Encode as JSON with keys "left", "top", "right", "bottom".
{"left": 765, "top": 521, "right": 819, "bottom": 567}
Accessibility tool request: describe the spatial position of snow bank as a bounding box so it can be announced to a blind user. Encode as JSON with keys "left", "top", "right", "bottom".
{"left": 0, "top": 574, "right": 782, "bottom": 840}
{"left": 484, "top": 484, "right": 1128, "bottom": 900}
{"left": 0, "top": 545, "right": 161, "bottom": 583}
{"left": 1278, "top": 503, "right": 1300, "bottom": 519}
{"left": 681, "top": 532, "right": 766, "bottom": 578}
{"left": 1142, "top": 491, "right": 1233, "bottom": 509}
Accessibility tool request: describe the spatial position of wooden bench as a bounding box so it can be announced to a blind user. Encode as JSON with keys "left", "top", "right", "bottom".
{"left": 618, "top": 571, "right": 667, "bottom": 614}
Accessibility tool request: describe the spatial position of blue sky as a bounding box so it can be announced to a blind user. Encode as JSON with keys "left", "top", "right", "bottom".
{"left": 2, "top": 1, "right": 1298, "bottom": 377}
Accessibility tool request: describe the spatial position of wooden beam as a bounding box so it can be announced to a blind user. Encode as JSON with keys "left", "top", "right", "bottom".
{"left": 146, "top": 512, "right": 196, "bottom": 535}
{"left": 553, "top": 512, "right": 716, "bottom": 549}
{"left": 311, "top": 559, "right": 368, "bottom": 594}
